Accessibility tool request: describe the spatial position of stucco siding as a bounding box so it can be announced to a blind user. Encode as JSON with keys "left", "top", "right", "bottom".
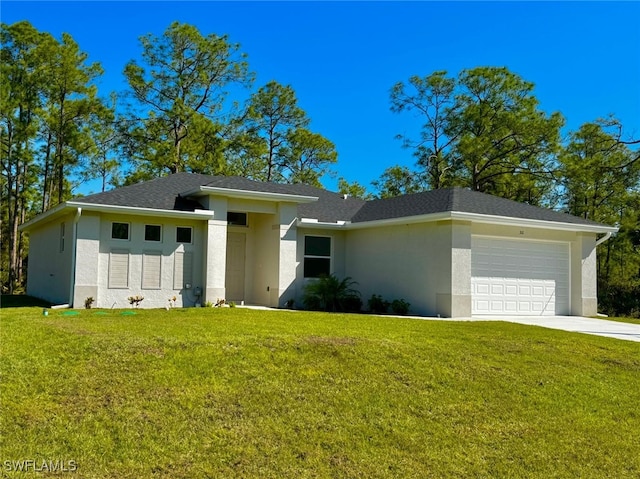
{"left": 344, "top": 222, "right": 442, "bottom": 316}
{"left": 26, "top": 213, "right": 74, "bottom": 305}
{"left": 94, "top": 213, "right": 205, "bottom": 308}
{"left": 249, "top": 213, "right": 278, "bottom": 306}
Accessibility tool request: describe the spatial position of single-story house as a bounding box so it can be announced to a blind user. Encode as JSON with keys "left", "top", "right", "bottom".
{"left": 20, "top": 173, "right": 617, "bottom": 317}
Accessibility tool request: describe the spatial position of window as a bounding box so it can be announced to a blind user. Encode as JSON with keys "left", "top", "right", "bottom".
{"left": 176, "top": 227, "right": 192, "bottom": 244}
{"left": 111, "top": 222, "right": 130, "bottom": 240}
{"left": 304, "top": 236, "right": 331, "bottom": 278}
{"left": 142, "top": 251, "right": 162, "bottom": 289}
{"left": 59, "top": 222, "right": 66, "bottom": 252}
{"left": 108, "top": 250, "right": 129, "bottom": 288}
{"left": 145, "top": 224, "right": 162, "bottom": 242}
{"left": 227, "top": 212, "right": 248, "bottom": 227}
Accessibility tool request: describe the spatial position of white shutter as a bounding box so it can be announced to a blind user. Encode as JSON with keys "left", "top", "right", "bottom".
{"left": 174, "top": 252, "right": 193, "bottom": 290}
{"left": 109, "top": 250, "right": 129, "bottom": 289}
{"left": 142, "top": 251, "right": 162, "bottom": 289}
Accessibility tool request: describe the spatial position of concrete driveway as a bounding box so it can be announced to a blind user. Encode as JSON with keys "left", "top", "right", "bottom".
{"left": 492, "top": 316, "right": 640, "bottom": 342}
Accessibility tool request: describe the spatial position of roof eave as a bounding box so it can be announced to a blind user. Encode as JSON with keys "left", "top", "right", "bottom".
{"left": 450, "top": 211, "right": 618, "bottom": 233}
{"left": 297, "top": 218, "right": 350, "bottom": 229}
{"left": 301, "top": 210, "right": 617, "bottom": 233}
{"left": 20, "top": 202, "right": 215, "bottom": 231}
{"left": 19, "top": 202, "right": 72, "bottom": 231}
{"left": 182, "top": 186, "right": 318, "bottom": 203}
{"left": 67, "top": 202, "right": 215, "bottom": 220}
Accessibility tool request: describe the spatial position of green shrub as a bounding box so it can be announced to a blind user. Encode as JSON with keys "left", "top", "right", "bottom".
{"left": 391, "top": 298, "right": 411, "bottom": 315}
{"left": 303, "top": 274, "right": 360, "bottom": 312}
{"left": 368, "top": 294, "right": 389, "bottom": 314}
{"left": 599, "top": 280, "right": 640, "bottom": 317}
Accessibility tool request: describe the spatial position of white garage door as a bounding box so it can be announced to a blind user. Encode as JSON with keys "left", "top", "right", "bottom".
{"left": 471, "top": 237, "right": 570, "bottom": 316}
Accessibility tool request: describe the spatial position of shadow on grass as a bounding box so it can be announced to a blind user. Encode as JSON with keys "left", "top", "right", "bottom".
{"left": 0, "top": 295, "right": 53, "bottom": 308}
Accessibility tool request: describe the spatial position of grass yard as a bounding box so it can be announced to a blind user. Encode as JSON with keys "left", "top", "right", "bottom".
{"left": 1, "top": 306, "right": 639, "bottom": 478}
{"left": 601, "top": 316, "right": 640, "bottom": 325}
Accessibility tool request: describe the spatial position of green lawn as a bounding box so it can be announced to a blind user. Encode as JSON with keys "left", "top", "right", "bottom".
{"left": 600, "top": 316, "right": 640, "bottom": 325}
{"left": 1, "top": 307, "right": 639, "bottom": 478}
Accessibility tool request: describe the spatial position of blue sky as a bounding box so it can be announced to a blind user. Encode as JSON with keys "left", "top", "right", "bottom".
{"left": 3, "top": 1, "right": 639, "bottom": 194}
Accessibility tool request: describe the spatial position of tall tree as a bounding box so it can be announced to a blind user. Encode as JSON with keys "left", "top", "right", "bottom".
{"left": 337, "top": 177, "right": 373, "bottom": 200}
{"left": 1, "top": 21, "right": 46, "bottom": 292}
{"left": 281, "top": 128, "right": 337, "bottom": 187}
{"left": 121, "top": 22, "right": 252, "bottom": 180}
{"left": 559, "top": 118, "right": 640, "bottom": 295}
{"left": 390, "top": 71, "right": 458, "bottom": 189}
{"left": 80, "top": 93, "right": 121, "bottom": 192}
{"left": 371, "top": 165, "right": 426, "bottom": 199}
{"left": 451, "top": 67, "right": 563, "bottom": 203}
{"left": 390, "top": 67, "right": 563, "bottom": 204}
{"left": 2, "top": 21, "right": 111, "bottom": 292}
{"left": 237, "top": 80, "right": 336, "bottom": 184}
{"left": 242, "top": 81, "right": 308, "bottom": 182}
{"left": 40, "top": 31, "right": 105, "bottom": 208}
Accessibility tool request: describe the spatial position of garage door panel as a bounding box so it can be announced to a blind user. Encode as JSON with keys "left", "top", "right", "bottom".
{"left": 472, "top": 237, "right": 570, "bottom": 316}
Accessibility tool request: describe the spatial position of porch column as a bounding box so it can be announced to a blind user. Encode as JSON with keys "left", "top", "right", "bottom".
{"left": 203, "top": 198, "right": 228, "bottom": 304}
{"left": 72, "top": 214, "right": 100, "bottom": 308}
{"left": 571, "top": 233, "right": 598, "bottom": 316}
{"left": 436, "top": 220, "right": 472, "bottom": 318}
{"left": 272, "top": 202, "right": 298, "bottom": 307}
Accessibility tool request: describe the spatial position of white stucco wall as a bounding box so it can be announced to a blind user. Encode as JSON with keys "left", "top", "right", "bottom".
{"left": 571, "top": 233, "right": 598, "bottom": 316}
{"left": 434, "top": 221, "right": 472, "bottom": 317}
{"left": 72, "top": 214, "right": 101, "bottom": 307}
{"left": 26, "top": 213, "right": 74, "bottom": 305}
{"left": 342, "top": 222, "right": 443, "bottom": 316}
{"left": 89, "top": 213, "right": 205, "bottom": 309}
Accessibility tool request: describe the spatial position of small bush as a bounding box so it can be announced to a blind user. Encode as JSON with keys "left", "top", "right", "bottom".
{"left": 598, "top": 280, "right": 640, "bottom": 317}
{"left": 303, "top": 274, "right": 360, "bottom": 313}
{"left": 391, "top": 299, "right": 411, "bottom": 315}
{"left": 343, "top": 295, "right": 363, "bottom": 313}
{"left": 127, "top": 295, "right": 144, "bottom": 308}
{"left": 368, "top": 294, "right": 389, "bottom": 314}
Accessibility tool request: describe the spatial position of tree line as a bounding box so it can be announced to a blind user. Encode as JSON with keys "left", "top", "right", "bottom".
{"left": 1, "top": 21, "right": 639, "bottom": 314}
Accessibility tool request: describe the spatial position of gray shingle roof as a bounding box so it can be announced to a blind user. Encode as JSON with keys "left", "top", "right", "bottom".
{"left": 73, "top": 173, "right": 609, "bottom": 229}
{"left": 351, "top": 188, "right": 607, "bottom": 227}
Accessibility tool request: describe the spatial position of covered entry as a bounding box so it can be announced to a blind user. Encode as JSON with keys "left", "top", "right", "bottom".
{"left": 225, "top": 232, "right": 246, "bottom": 302}
{"left": 471, "top": 236, "right": 570, "bottom": 316}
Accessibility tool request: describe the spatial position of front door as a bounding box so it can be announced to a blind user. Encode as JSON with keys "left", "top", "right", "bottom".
{"left": 225, "top": 233, "right": 246, "bottom": 302}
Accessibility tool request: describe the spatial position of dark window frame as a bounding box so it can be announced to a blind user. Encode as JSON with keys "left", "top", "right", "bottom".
{"left": 303, "top": 235, "right": 332, "bottom": 278}
{"left": 144, "top": 224, "right": 162, "bottom": 242}
{"left": 176, "top": 226, "right": 193, "bottom": 244}
{"left": 111, "top": 222, "right": 130, "bottom": 241}
{"left": 227, "top": 211, "right": 248, "bottom": 227}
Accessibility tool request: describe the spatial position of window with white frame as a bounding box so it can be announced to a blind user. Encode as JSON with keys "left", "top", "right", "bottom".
{"left": 111, "top": 222, "right": 130, "bottom": 240}
{"left": 304, "top": 236, "right": 331, "bottom": 278}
